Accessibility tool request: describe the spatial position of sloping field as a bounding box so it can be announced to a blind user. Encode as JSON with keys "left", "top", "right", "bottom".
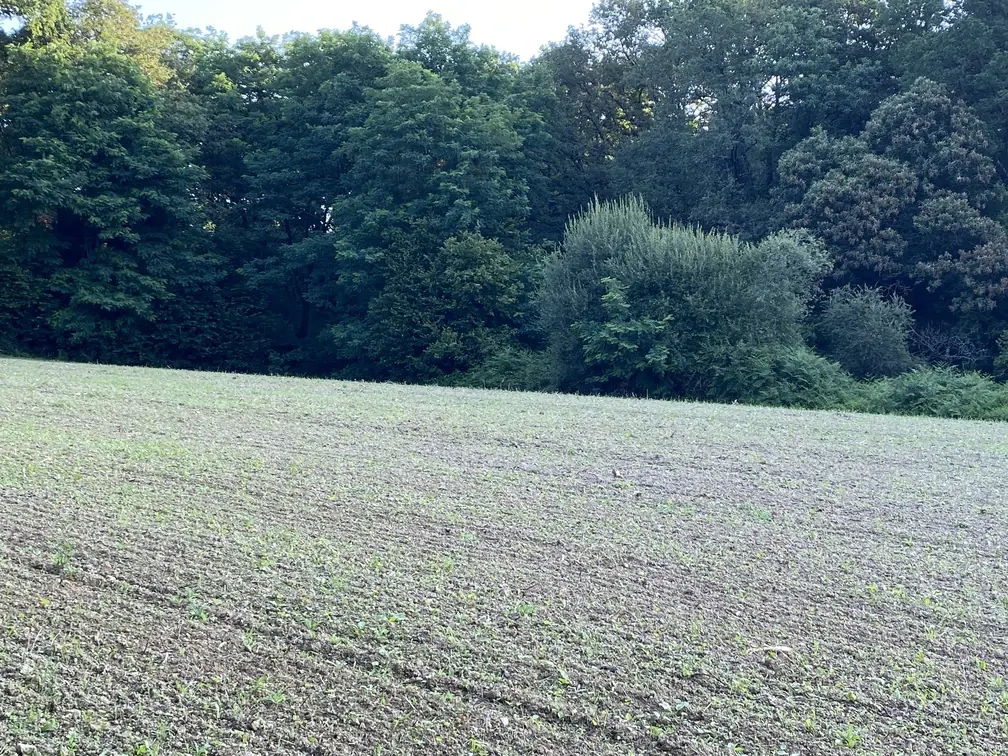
{"left": 0, "top": 358, "right": 1006, "bottom": 756}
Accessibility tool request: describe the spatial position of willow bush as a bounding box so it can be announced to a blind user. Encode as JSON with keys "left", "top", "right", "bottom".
{"left": 540, "top": 197, "right": 829, "bottom": 398}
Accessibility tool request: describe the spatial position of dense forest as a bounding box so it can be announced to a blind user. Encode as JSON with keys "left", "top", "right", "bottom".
{"left": 2, "top": 0, "right": 1008, "bottom": 418}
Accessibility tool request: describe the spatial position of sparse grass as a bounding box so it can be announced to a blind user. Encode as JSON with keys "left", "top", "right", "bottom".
{"left": 0, "top": 357, "right": 1006, "bottom": 754}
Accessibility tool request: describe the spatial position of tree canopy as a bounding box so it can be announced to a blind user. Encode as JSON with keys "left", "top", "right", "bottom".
{"left": 2, "top": 0, "right": 1007, "bottom": 413}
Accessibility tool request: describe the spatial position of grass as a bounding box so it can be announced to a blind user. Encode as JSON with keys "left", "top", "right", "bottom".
{"left": 0, "top": 357, "right": 1006, "bottom": 755}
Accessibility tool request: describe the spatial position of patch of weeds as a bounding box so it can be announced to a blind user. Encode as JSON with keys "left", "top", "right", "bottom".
{"left": 63, "top": 729, "right": 83, "bottom": 755}
{"left": 174, "top": 679, "right": 191, "bottom": 700}
{"left": 647, "top": 723, "right": 672, "bottom": 740}
{"left": 731, "top": 675, "right": 754, "bottom": 696}
{"left": 301, "top": 615, "right": 323, "bottom": 635}
{"left": 184, "top": 589, "right": 210, "bottom": 623}
{"left": 254, "top": 676, "right": 286, "bottom": 706}
{"left": 836, "top": 724, "right": 862, "bottom": 748}
{"left": 327, "top": 574, "right": 348, "bottom": 591}
{"left": 241, "top": 629, "right": 258, "bottom": 653}
{"left": 255, "top": 553, "right": 276, "bottom": 571}
{"left": 382, "top": 612, "right": 406, "bottom": 627}
{"left": 658, "top": 500, "right": 697, "bottom": 517}
{"left": 134, "top": 724, "right": 170, "bottom": 756}
{"left": 514, "top": 601, "right": 536, "bottom": 618}
{"left": 435, "top": 556, "right": 456, "bottom": 575}
{"left": 992, "top": 688, "right": 1008, "bottom": 715}
{"left": 803, "top": 710, "right": 817, "bottom": 733}
{"left": 48, "top": 543, "right": 77, "bottom": 577}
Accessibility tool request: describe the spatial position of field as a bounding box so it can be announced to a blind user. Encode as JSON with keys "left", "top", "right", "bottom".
{"left": 0, "top": 358, "right": 1006, "bottom": 756}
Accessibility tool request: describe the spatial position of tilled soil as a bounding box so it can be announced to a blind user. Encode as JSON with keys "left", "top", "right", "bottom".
{"left": 0, "top": 358, "right": 1006, "bottom": 755}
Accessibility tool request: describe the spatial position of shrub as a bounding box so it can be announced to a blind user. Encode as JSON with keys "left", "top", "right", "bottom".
{"left": 540, "top": 197, "right": 830, "bottom": 398}
{"left": 818, "top": 286, "right": 915, "bottom": 378}
{"left": 709, "top": 346, "right": 857, "bottom": 410}
{"left": 454, "top": 347, "right": 552, "bottom": 392}
{"left": 868, "top": 367, "right": 1008, "bottom": 420}
{"left": 539, "top": 196, "right": 661, "bottom": 393}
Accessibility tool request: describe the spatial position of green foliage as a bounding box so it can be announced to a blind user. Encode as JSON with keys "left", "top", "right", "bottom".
{"left": 362, "top": 233, "right": 524, "bottom": 382}
{"left": 777, "top": 79, "right": 1008, "bottom": 320}
{"left": 3, "top": 0, "right": 1008, "bottom": 420}
{"left": 709, "top": 346, "right": 857, "bottom": 410}
{"left": 453, "top": 347, "right": 552, "bottom": 393}
{"left": 0, "top": 41, "right": 214, "bottom": 362}
{"left": 893, "top": 0, "right": 1008, "bottom": 186}
{"left": 602, "top": 0, "right": 897, "bottom": 237}
{"left": 235, "top": 29, "right": 391, "bottom": 371}
{"left": 777, "top": 136, "right": 918, "bottom": 280}
{"left": 868, "top": 368, "right": 1008, "bottom": 421}
{"left": 397, "top": 13, "right": 516, "bottom": 98}
{"left": 818, "top": 286, "right": 916, "bottom": 378}
{"left": 340, "top": 58, "right": 528, "bottom": 246}
{"left": 541, "top": 197, "right": 829, "bottom": 398}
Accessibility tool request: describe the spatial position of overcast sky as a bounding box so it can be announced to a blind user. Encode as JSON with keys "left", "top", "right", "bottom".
{"left": 135, "top": 0, "right": 596, "bottom": 59}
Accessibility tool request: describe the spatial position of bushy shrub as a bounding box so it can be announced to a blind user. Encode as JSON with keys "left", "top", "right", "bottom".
{"left": 709, "top": 346, "right": 857, "bottom": 410}
{"left": 868, "top": 367, "right": 1008, "bottom": 420}
{"left": 539, "top": 196, "right": 661, "bottom": 393}
{"left": 454, "top": 347, "right": 553, "bottom": 392}
{"left": 540, "top": 197, "right": 830, "bottom": 398}
{"left": 818, "top": 286, "right": 915, "bottom": 378}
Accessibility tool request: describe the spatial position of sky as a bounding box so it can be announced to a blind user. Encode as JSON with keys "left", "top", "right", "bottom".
{"left": 135, "top": 0, "right": 597, "bottom": 59}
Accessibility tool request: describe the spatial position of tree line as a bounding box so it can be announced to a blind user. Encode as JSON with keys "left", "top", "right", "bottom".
{"left": 2, "top": 0, "right": 1007, "bottom": 418}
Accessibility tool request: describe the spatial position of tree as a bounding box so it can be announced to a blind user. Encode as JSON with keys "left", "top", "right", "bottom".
{"left": 0, "top": 44, "right": 213, "bottom": 361}
{"left": 397, "top": 13, "right": 517, "bottom": 99}
{"left": 598, "top": 0, "right": 899, "bottom": 237}
{"left": 777, "top": 79, "right": 1008, "bottom": 330}
{"left": 3, "top": 0, "right": 1007, "bottom": 397}
{"left": 777, "top": 132, "right": 918, "bottom": 281}
{"left": 0, "top": 0, "right": 70, "bottom": 45}
{"left": 893, "top": 0, "right": 1008, "bottom": 184}
{"left": 330, "top": 58, "right": 531, "bottom": 377}
{"left": 231, "top": 29, "right": 391, "bottom": 372}
{"left": 365, "top": 233, "right": 523, "bottom": 381}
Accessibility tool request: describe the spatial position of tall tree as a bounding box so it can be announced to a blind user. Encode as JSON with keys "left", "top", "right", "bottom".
{"left": 329, "top": 58, "right": 530, "bottom": 378}
{"left": 777, "top": 78, "right": 1008, "bottom": 360}
{"left": 894, "top": 0, "right": 1008, "bottom": 184}
{"left": 231, "top": 30, "right": 391, "bottom": 372}
{"left": 0, "top": 40, "right": 214, "bottom": 361}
